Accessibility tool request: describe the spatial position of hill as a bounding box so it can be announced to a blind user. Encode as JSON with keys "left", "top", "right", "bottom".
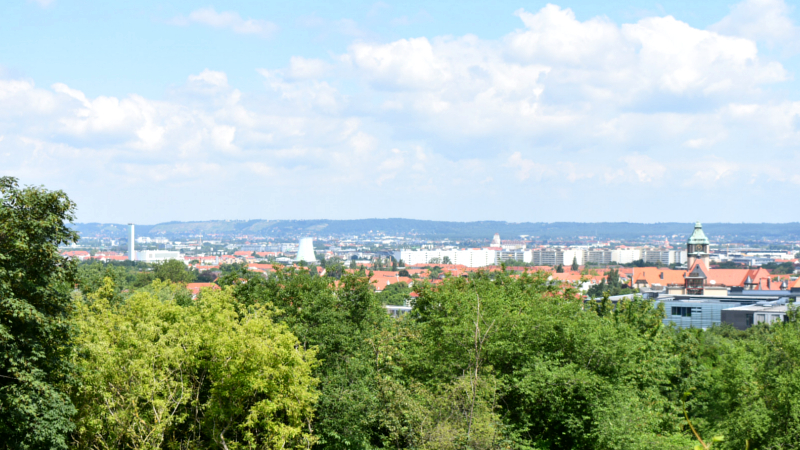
{"left": 69, "top": 219, "right": 800, "bottom": 241}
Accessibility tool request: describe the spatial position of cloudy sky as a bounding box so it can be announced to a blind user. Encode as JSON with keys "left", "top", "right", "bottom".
{"left": 2, "top": 0, "right": 800, "bottom": 223}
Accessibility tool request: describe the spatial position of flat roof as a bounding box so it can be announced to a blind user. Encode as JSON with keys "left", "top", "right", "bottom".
{"left": 723, "top": 305, "right": 788, "bottom": 312}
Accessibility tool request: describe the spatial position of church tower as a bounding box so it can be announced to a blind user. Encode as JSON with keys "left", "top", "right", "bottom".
{"left": 686, "top": 222, "right": 710, "bottom": 267}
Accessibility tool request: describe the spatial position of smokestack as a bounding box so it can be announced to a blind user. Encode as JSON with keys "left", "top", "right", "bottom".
{"left": 129, "top": 223, "right": 136, "bottom": 262}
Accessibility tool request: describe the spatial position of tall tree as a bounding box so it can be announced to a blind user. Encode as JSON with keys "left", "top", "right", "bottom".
{"left": 153, "top": 259, "right": 196, "bottom": 284}
{"left": 0, "top": 177, "right": 79, "bottom": 449}
{"left": 571, "top": 256, "right": 579, "bottom": 271}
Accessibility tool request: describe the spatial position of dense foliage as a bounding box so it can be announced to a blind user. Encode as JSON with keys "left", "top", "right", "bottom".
{"left": 5, "top": 180, "right": 800, "bottom": 449}
{"left": 0, "top": 177, "right": 79, "bottom": 449}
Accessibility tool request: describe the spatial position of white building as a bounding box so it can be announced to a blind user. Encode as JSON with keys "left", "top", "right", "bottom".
{"left": 585, "top": 250, "right": 613, "bottom": 264}
{"left": 497, "top": 250, "right": 532, "bottom": 263}
{"left": 642, "top": 249, "right": 687, "bottom": 265}
{"left": 394, "top": 249, "right": 497, "bottom": 268}
{"left": 136, "top": 250, "right": 182, "bottom": 263}
{"left": 530, "top": 249, "right": 584, "bottom": 266}
{"left": 610, "top": 249, "right": 642, "bottom": 264}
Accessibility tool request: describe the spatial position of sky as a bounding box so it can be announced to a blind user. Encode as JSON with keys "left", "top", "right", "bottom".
{"left": 2, "top": 0, "right": 800, "bottom": 224}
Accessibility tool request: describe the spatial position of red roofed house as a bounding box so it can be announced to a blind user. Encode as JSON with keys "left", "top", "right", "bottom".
{"left": 185, "top": 282, "right": 220, "bottom": 298}
{"left": 370, "top": 271, "right": 413, "bottom": 293}
{"left": 61, "top": 250, "right": 91, "bottom": 261}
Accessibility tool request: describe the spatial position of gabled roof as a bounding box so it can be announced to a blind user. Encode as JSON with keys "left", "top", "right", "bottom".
{"left": 686, "top": 260, "right": 708, "bottom": 279}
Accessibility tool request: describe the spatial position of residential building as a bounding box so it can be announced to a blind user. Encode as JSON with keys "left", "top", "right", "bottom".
{"left": 393, "top": 249, "right": 497, "bottom": 268}
{"left": 135, "top": 250, "right": 182, "bottom": 263}
{"left": 497, "top": 250, "right": 531, "bottom": 263}
{"left": 530, "top": 249, "right": 583, "bottom": 266}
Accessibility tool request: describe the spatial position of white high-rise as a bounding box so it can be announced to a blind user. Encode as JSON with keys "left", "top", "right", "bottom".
{"left": 128, "top": 223, "right": 135, "bottom": 262}
{"left": 295, "top": 237, "right": 318, "bottom": 263}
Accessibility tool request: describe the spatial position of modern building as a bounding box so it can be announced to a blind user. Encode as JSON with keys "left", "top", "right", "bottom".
{"left": 529, "top": 249, "right": 584, "bottom": 266}
{"left": 611, "top": 249, "right": 642, "bottom": 264}
{"left": 393, "top": 249, "right": 497, "bottom": 268}
{"left": 721, "top": 301, "right": 790, "bottom": 330}
{"left": 497, "top": 250, "right": 532, "bottom": 263}
{"left": 657, "top": 297, "right": 751, "bottom": 329}
{"left": 585, "top": 250, "right": 613, "bottom": 264}
{"left": 642, "top": 249, "right": 687, "bottom": 265}
{"left": 135, "top": 250, "right": 182, "bottom": 263}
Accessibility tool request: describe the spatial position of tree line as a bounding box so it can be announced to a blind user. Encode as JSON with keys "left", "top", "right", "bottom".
{"left": 3, "top": 177, "right": 800, "bottom": 450}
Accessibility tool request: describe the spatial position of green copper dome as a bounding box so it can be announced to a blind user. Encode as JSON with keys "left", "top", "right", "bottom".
{"left": 687, "top": 222, "right": 710, "bottom": 245}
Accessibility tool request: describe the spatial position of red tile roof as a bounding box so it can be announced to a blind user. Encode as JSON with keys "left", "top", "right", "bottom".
{"left": 186, "top": 283, "right": 220, "bottom": 296}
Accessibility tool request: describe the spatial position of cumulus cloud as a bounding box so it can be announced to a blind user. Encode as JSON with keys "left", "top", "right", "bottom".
{"left": 4, "top": 2, "right": 800, "bottom": 222}
{"left": 710, "top": 0, "right": 798, "bottom": 47}
{"left": 172, "top": 7, "right": 277, "bottom": 37}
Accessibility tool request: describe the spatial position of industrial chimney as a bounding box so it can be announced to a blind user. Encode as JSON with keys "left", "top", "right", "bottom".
{"left": 295, "top": 237, "right": 318, "bottom": 263}
{"left": 129, "top": 223, "right": 136, "bottom": 262}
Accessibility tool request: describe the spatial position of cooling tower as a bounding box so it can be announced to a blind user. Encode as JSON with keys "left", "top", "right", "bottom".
{"left": 295, "top": 237, "right": 318, "bottom": 263}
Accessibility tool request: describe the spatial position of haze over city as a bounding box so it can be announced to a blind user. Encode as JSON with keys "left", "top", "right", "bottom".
{"left": 4, "top": 0, "right": 800, "bottom": 223}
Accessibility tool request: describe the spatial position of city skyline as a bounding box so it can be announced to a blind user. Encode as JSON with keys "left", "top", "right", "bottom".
{"left": 3, "top": 0, "right": 800, "bottom": 223}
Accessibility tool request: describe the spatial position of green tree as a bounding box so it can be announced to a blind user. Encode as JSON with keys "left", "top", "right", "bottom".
{"left": 377, "top": 281, "right": 411, "bottom": 306}
{"left": 555, "top": 264, "right": 564, "bottom": 273}
{"left": 71, "top": 282, "right": 318, "bottom": 449}
{"left": 223, "top": 267, "right": 390, "bottom": 449}
{"left": 571, "top": 256, "right": 579, "bottom": 271}
{"left": 153, "top": 259, "right": 196, "bottom": 283}
{"left": 442, "top": 256, "right": 452, "bottom": 265}
{"left": 0, "top": 177, "right": 79, "bottom": 449}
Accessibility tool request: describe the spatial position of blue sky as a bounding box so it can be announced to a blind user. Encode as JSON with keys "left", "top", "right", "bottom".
{"left": 3, "top": 0, "right": 800, "bottom": 223}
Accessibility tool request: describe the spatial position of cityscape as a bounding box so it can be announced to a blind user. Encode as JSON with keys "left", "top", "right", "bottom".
{"left": 5, "top": 0, "right": 800, "bottom": 449}
{"left": 60, "top": 220, "right": 800, "bottom": 331}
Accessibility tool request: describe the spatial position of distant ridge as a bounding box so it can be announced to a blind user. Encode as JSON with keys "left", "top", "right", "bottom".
{"left": 68, "top": 219, "right": 800, "bottom": 240}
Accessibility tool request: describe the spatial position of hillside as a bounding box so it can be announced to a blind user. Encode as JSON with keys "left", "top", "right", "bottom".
{"left": 69, "top": 219, "right": 800, "bottom": 241}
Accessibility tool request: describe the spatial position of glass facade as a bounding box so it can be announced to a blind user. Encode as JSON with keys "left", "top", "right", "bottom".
{"left": 658, "top": 300, "right": 745, "bottom": 329}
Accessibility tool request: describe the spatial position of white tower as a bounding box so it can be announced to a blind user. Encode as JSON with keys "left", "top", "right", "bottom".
{"left": 490, "top": 233, "right": 501, "bottom": 247}
{"left": 295, "top": 237, "right": 317, "bottom": 263}
{"left": 129, "top": 223, "right": 136, "bottom": 262}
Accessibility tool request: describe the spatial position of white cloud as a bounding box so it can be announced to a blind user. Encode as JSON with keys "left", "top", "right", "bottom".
{"left": 287, "top": 57, "right": 331, "bottom": 80}
{"left": 188, "top": 69, "right": 229, "bottom": 88}
{"left": 622, "top": 154, "right": 666, "bottom": 183}
{"left": 4, "top": 2, "right": 800, "bottom": 222}
{"left": 173, "top": 7, "right": 277, "bottom": 38}
{"left": 710, "top": 0, "right": 797, "bottom": 46}
{"left": 507, "top": 152, "right": 549, "bottom": 181}
{"left": 28, "top": 0, "right": 54, "bottom": 7}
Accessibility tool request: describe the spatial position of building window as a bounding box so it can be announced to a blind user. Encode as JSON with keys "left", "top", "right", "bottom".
{"left": 755, "top": 314, "right": 766, "bottom": 324}
{"left": 671, "top": 306, "right": 692, "bottom": 317}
